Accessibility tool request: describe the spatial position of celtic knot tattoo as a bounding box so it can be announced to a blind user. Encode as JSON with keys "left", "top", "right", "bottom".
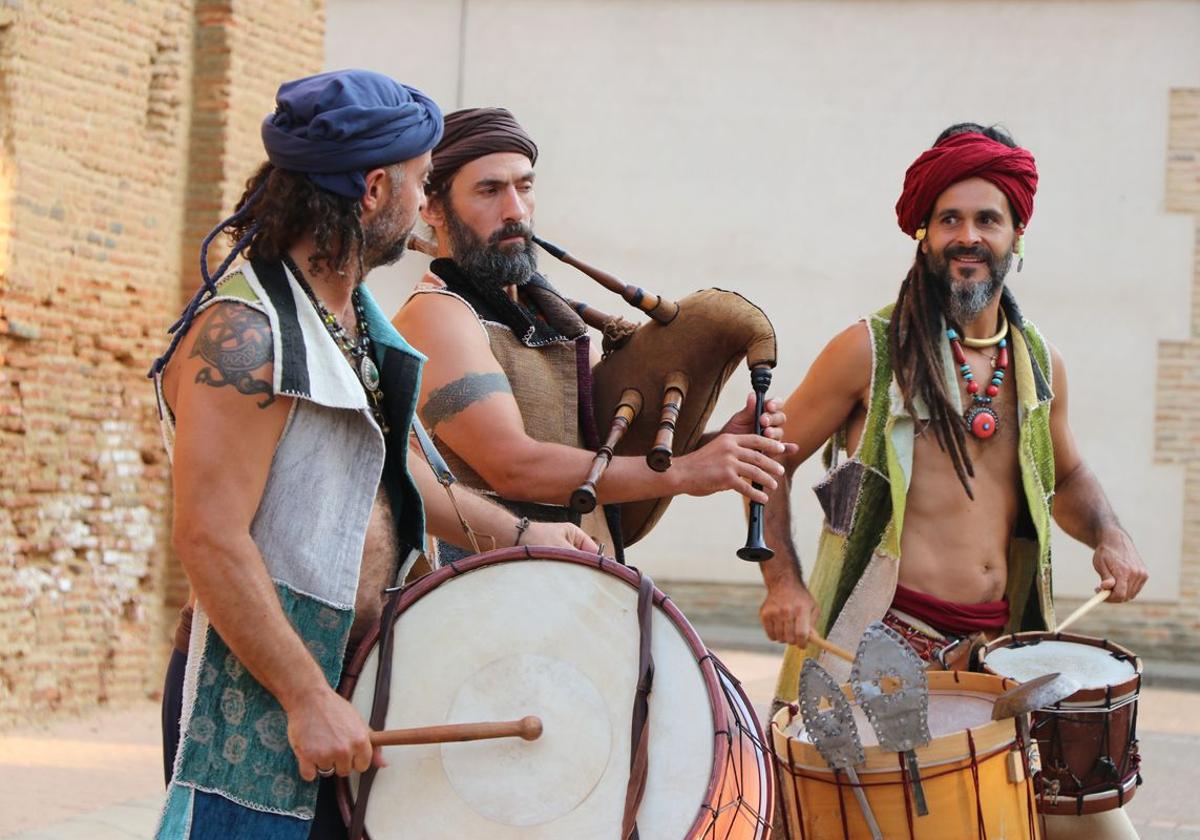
{"left": 421, "top": 372, "right": 512, "bottom": 431}
{"left": 191, "top": 305, "right": 276, "bottom": 408}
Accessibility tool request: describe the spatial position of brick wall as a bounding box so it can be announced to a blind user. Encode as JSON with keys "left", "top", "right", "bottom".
{"left": 665, "top": 90, "right": 1200, "bottom": 665}
{"left": 0, "top": 0, "right": 323, "bottom": 728}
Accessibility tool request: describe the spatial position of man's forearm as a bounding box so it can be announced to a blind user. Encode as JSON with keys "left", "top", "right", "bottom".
{"left": 760, "top": 473, "right": 805, "bottom": 588}
{"left": 1053, "top": 462, "right": 1125, "bottom": 548}
{"left": 179, "top": 534, "right": 329, "bottom": 712}
{"left": 473, "top": 438, "right": 678, "bottom": 506}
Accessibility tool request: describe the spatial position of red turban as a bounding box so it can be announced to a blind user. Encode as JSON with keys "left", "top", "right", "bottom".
{"left": 895, "top": 132, "right": 1038, "bottom": 239}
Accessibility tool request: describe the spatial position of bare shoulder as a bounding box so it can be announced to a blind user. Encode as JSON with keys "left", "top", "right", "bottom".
{"left": 165, "top": 300, "right": 292, "bottom": 451}
{"left": 165, "top": 300, "right": 275, "bottom": 407}
{"left": 814, "top": 320, "right": 873, "bottom": 396}
{"left": 393, "top": 291, "right": 490, "bottom": 356}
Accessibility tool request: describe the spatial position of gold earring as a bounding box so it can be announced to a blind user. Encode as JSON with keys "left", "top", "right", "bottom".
{"left": 915, "top": 227, "right": 927, "bottom": 241}
{"left": 1016, "top": 235, "right": 1025, "bottom": 272}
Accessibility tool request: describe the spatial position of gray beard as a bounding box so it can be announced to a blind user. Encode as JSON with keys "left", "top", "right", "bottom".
{"left": 947, "top": 272, "right": 1005, "bottom": 322}
{"left": 927, "top": 246, "right": 1013, "bottom": 324}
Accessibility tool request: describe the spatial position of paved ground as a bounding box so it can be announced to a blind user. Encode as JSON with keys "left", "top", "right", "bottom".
{"left": 2, "top": 647, "right": 1198, "bottom": 839}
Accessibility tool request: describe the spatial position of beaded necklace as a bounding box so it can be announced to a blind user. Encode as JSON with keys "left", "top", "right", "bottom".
{"left": 283, "top": 255, "right": 389, "bottom": 433}
{"left": 947, "top": 315, "right": 1009, "bottom": 440}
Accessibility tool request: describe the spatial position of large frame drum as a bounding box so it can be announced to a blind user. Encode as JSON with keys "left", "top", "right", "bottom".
{"left": 770, "top": 671, "right": 1041, "bottom": 840}
{"left": 980, "top": 631, "right": 1142, "bottom": 816}
{"left": 337, "top": 547, "right": 772, "bottom": 839}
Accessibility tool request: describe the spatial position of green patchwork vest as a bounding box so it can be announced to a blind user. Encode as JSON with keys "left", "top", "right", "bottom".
{"left": 776, "top": 303, "right": 1057, "bottom": 703}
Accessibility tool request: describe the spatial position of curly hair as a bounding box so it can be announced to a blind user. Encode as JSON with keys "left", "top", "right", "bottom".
{"left": 226, "top": 163, "right": 368, "bottom": 278}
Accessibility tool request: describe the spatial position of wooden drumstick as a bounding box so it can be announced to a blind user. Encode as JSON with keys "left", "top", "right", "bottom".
{"left": 571, "top": 388, "right": 642, "bottom": 513}
{"left": 1055, "top": 589, "right": 1112, "bottom": 633}
{"left": 371, "top": 716, "right": 543, "bottom": 747}
{"left": 647, "top": 371, "right": 689, "bottom": 472}
{"left": 810, "top": 630, "right": 855, "bottom": 664}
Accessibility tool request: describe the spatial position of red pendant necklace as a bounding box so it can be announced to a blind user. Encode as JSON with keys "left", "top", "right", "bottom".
{"left": 947, "top": 325, "right": 1008, "bottom": 439}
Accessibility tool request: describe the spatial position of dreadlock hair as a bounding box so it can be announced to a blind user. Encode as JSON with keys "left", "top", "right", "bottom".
{"left": 888, "top": 122, "right": 1023, "bottom": 499}
{"left": 226, "top": 163, "right": 369, "bottom": 280}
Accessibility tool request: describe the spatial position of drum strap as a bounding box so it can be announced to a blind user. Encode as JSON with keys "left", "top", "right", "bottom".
{"left": 621, "top": 573, "right": 656, "bottom": 840}
{"left": 347, "top": 579, "right": 406, "bottom": 840}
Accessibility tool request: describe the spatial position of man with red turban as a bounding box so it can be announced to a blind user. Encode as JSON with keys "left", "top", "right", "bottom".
{"left": 759, "top": 123, "right": 1146, "bottom": 837}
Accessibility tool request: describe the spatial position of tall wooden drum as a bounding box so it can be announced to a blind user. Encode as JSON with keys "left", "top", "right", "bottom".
{"left": 771, "top": 670, "right": 1041, "bottom": 840}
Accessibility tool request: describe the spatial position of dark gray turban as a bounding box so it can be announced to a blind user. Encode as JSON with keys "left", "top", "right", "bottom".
{"left": 428, "top": 107, "right": 538, "bottom": 194}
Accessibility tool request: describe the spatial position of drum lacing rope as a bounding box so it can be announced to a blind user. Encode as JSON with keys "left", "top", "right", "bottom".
{"left": 783, "top": 735, "right": 807, "bottom": 840}
{"left": 966, "top": 729, "right": 988, "bottom": 839}
{"left": 833, "top": 768, "right": 852, "bottom": 840}
{"left": 347, "top": 582, "right": 406, "bottom": 840}
{"left": 1016, "top": 721, "right": 1038, "bottom": 840}
{"left": 897, "top": 751, "right": 916, "bottom": 840}
{"left": 621, "top": 571, "right": 656, "bottom": 840}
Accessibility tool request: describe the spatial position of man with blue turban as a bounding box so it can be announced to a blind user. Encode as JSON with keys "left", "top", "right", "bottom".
{"left": 151, "top": 70, "right": 594, "bottom": 840}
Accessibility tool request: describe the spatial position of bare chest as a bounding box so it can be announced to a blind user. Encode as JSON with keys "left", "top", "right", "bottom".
{"left": 350, "top": 487, "right": 401, "bottom": 647}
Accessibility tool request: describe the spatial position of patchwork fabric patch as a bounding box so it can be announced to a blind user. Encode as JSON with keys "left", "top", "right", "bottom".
{"left": 174, "top": 585, "right": 352, "bottom": 818}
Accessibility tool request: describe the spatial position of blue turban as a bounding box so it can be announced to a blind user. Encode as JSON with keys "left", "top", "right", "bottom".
{"left": 149, "top": 70, "right": 443, "bottom": 377}
{"left": 261, "top": 69, "right": 444, "bottom": 198}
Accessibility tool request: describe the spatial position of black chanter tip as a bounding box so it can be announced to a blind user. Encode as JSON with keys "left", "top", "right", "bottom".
{"left": 737, "top": 365, "right": 775, "bottom": 563}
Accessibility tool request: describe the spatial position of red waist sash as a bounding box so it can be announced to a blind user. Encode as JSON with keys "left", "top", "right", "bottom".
{"left": 890, "top": 583, "right": 1009, "bottom": 636}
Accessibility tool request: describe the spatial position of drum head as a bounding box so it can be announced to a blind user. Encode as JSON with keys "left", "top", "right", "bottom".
{"left": 344, "top": 554, "right": 716, "bottom": 839}
{"left": 983, "top": 635, "right": 1138, "bottom": 693}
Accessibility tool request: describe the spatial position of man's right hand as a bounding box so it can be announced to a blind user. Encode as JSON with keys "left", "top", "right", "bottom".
{"left": 674, "top": 433, "right": 787, "bottom": 504}
{"left": 286, "top": 688, "right": 382, "bottom": 781}
{"left": 759, "top": 578, "right": 820, "bottom": 647}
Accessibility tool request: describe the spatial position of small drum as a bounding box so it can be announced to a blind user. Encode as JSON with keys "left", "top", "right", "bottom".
{"left": 980, "top": 631, "right": 1142, "bottom": 816}
{"left": 771, "top": 671, "right": 1041, "bottom": 840}
{"left": 337, "top": 546, "right": 772, "bottom": 839}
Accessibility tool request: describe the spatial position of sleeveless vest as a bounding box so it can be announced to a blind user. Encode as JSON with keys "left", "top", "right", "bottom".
{"left": 407, "top": 284, "right": 617, "bottom": 555}
{"left": 155, "top": 259, "right": 426, "bottom": 836}
{"left": 775, "top": 303, "right": 1057, "bottom": 703}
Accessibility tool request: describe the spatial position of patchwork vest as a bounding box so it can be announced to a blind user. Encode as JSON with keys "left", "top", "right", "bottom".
{"left": 775, "top": 303, "right": 1057, "bottom": 703}
{"left": 154, "top": 259, "right": 426, "bottom": 836}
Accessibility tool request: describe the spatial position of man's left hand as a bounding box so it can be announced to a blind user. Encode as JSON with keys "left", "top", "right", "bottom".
{"left": 720, "top": 394, "right": 798, "bottom": 453}
{"left": 1092, "top": 529, "right": 1149, "bottom": 602}
{"left": 523, "top": 521, "right": 600, "bottom": 554}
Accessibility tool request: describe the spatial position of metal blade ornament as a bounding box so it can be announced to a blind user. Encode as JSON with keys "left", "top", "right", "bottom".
{"left": 850, "top": 621, "right": 932, "bottom": 816}
{"left": 799, "top": 660, "right": 883, "bottom": 840}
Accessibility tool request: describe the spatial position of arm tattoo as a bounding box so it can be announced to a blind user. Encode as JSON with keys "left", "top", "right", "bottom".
{"left": 190, "top": 305, "right": 276, "bottom": 408}
{"left": 422, "top": 372, "right": 512, "bottom": 430}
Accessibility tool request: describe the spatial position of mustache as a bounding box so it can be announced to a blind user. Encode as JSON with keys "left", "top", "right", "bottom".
{"left": 488, "top": 222, "right": 533, "bottom": 247}
{"left": 943, "top": 244, "right": 992, "bottom": 261}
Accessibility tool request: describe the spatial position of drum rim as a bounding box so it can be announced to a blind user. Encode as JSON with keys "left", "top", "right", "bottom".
{"left": 770, "top": 670, "right": 1023, "bottom": 775}
{"left": 1036, "top": 770, "right": 1140, "bottom": 815}
{"left": 979, "top": 630, "right": 1143, "bottom": 704}
{"left": 335, "top": 545, "right": 764, "bottom": 838}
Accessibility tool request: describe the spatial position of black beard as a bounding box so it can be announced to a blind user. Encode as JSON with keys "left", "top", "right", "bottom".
{"left": 925, "top": 243, "right": 1012, "bottom": 323}
{"left": 444, "top": 203, "right": 537, "bottom": 290}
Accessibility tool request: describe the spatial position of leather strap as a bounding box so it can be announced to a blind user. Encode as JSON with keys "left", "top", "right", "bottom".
{"left": 347, "top": 580, "right": 406, "bottom": 840}
{"left": 621, "top": 573, "right": 656, "bottom": 839}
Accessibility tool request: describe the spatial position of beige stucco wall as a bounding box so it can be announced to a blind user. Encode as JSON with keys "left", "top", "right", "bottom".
{"left": 328, "top": 1, "right": 1199, "bottom": 612}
